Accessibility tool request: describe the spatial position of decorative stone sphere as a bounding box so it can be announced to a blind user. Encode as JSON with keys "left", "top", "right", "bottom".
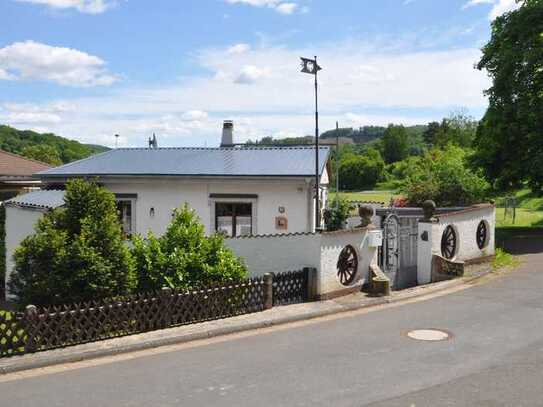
{"left": 358, "top": 205, "right": 374, "bottom": 227}
{"left": 422, "top": 200, "right": 437, "bottom": 220}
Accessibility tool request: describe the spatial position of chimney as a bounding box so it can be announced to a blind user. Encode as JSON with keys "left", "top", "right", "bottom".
{"left": 221, "top": 120, "right": 234, "bottom": 147}
{"left": 148, "top": 133, "right": 158, "bottom": 149}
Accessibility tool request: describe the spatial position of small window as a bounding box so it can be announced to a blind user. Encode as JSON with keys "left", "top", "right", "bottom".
{"left": 116, "top": 200, "right": 135, "bottom": 238}
{"left": 215, "top": 202, "right": 252, "bottom": 237}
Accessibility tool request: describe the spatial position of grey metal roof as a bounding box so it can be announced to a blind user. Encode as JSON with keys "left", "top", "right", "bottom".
{"left": 37, "top": 146, "right": 330, "bottom": 178}
{"left": 4, "top": 190, "right": 65, "bottom": 210}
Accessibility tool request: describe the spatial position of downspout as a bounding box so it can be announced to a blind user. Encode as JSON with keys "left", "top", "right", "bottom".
{"left": 306, "top": 178, "right": 313, "bottom": 232}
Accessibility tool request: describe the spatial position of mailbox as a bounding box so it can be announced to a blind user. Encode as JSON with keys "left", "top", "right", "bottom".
{"left": 368, "top": 229, "right": 383, "bottom": 248}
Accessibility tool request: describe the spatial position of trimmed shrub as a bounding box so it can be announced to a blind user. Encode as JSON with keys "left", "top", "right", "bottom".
{"left": 8, "top": 180, "right": 136, "bottom": 306}
{"left": 131, "top": 204, "right": 248, "bottom": 291}
{"left": 324, "top": 198, "right": 353, "bottom": 231}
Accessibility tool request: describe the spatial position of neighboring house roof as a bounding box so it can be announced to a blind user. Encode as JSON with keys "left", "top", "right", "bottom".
{"left": 0, "top": 149, "right": 50, "bottom": 177}
{"left": 4, "top": 190, "right": 65, "bottom": 210}
{"left": 38, "top": 146, "right": 330, "bottom": 178}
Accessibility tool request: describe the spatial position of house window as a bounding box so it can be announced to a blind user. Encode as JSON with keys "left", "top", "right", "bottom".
{"left": 215, "top": 202, "right": 252, "bottom": 237}
{"left": 116, "top": 199, "right": 135, "bottom": 238}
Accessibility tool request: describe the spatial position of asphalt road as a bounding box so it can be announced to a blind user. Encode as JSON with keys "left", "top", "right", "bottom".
{"left": 2, "top": 248, "right": 543, "bottom": 407}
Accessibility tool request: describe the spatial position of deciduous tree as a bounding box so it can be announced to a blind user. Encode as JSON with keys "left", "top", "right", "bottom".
{"left": 474, "top": 0, "right": 543, "bottom": 192}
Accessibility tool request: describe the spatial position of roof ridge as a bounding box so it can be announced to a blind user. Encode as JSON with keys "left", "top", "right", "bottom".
{"left": 114, "top": 146, "right": 330, "bottom": 151}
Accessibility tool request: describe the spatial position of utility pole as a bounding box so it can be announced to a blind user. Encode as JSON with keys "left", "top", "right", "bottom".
{"left": 336, "top": 121, "right": 339, "bottom": 202}
{"left": 300, "top": 56, "right": 322, "bottom": 230}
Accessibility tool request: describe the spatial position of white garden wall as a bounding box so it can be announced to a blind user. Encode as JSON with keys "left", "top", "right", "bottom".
{"left": 432, "top": 204, "right": 496, "bottom": 262}
{"left": 4, "top": 206, "right": 46, "bottom": 296}
{"left": 225, "top": 233, "right": 320, "bottom": 277}
{"left": 226, "top": 228, "right": 379, "bottom": 299}
{"left": 417, "top": 204, "right": 496, "bottom": 284}
{"left": 319, "top": 229, "right": 377, "bottom": 295}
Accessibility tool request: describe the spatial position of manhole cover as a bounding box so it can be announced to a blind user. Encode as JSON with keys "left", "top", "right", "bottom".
{"left": 405, "top": 329, "right": 452, "bottom": 342}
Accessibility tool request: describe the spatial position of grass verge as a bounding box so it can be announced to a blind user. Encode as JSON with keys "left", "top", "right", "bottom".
{"left": 492, "top": 248, "right": 520, "bottom": 271}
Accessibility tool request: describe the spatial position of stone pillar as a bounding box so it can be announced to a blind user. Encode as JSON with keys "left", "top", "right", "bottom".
{"left": 417, "top": 222, "right": 434, "bottom": 284}
{"left": 263, "top": 273, "right": 273, "bottom": 310}
{"left": 417, "top": 200, "right": 437, "bottom": 285}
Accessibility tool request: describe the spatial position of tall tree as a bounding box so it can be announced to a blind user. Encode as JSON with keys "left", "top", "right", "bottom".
{"left": 423, "top": 121, "right": 441, "bottom": 147}
{"left": 474, "top": 0, "right": 543, "bottom": 192}
{"left": 338, "top": 148, "right": 385, "bottom": 190}
{"left": 382, "top": 124, "right": 409, "bottom": 164}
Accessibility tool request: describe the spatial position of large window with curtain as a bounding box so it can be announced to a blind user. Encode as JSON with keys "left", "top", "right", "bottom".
{"left": 215, "top": 202, "right": 252, "bottom": 237}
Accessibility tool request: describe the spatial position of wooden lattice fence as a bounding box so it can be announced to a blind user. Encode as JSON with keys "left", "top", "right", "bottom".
{"left": 272, "top": 269, "right": 309, "bottom": 305}
{"left": 0, "top": 269, "right": 314, "bottom": 358}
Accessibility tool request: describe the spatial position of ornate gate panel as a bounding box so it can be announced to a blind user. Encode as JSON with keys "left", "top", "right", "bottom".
{"left": 382, "top": 214, "right": 400, "bottom": 285}
{"left": 381, "top": 212, "right": 419, "bottom": 290}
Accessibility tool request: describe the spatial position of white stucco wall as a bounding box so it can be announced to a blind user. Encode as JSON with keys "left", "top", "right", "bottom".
{"left": 100, "top": 176, "right": 325, "bottom": 237}
{"left": 417, "top": 205, "right": 496, "bottom": 285}
{"left": 225, "top": 234, "right": 320, "bottom": 277}
{"left": 225, "top": 228, "right": 378, "bottom": 297}
{"left": 4, "top": 206, "right": 46, "bottom": 296}
{"left": 319, "top": 230, "right": 377, "bottom": 295}
{"left": 432, "top": 205, "right": 496, "bottom": 262}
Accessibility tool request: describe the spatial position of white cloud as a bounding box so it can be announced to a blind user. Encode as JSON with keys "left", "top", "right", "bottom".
{"left": 227, "top": 43, "right": 251, "bottom": 54}
{"left": 403, "top": 0, "right": 416, "bottom": 5}
{"left": 14, "top": 0, "right": 115, "bottom": 14}
{"left": 0, "top": 41, "right": 118, "bottom": 87}
{"left": 225, "top": 0, "right": 301, "bottom": 14}
{"left": 234, "top": 65, "right": 269, "bottom": 84}
{"left": 463, "top": 0, "right": 521, "bottom": 19}
{"left": 275, "top": 2, "right": 297, "bottom": 14}
{"left": 0, "top": 102, "right": 69, "bottom": 125}
{"left": 181, "top": 110, "right": 209, "bottom": 121}
{"left": 1, "top": 38, "right": 490, "bottom": 147}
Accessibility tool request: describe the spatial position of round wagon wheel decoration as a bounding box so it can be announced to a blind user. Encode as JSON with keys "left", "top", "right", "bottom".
{"left": 441, "top": 225, "right": 457, "bottom": 260}
{"left": 337, "top": 245, "right": 358, "bottom": 286}
{"left": 476, "top": 221, "right": 488, "bottom": 250}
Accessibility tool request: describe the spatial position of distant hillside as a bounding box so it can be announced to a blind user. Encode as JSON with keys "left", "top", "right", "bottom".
{"left": 321, "top": 126, "right": 387, "bottom": 144}
{"left": 0, "top": 125, "right": 109, "bottom": 166}
{"left": 249, "top": 125, "right": 428, "bottom": 147}
{"left": 246, "top": 135, "right": 354, "bottom": 146}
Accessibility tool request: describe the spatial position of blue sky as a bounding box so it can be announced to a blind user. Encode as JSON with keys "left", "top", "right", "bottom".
{"left": 0, "top": 0, "right": 520, "bottom": 147}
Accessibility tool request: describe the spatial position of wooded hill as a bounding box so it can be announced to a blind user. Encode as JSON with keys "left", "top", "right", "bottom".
{"left": 247, "top": 125, "right": 428, "bottom": 146}
{"left": 0, "top": 125, "right": 109, "bottom": 166}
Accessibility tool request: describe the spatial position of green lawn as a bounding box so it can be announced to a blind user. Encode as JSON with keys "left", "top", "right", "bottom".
{"left": 495, "top": 207, "right": 543, "bottom": 228}
{"left": 495, "top": 189, "right": 543, "bottom": 228}
{"left": 330, "top": 191, "right": 398, "bottom": 204}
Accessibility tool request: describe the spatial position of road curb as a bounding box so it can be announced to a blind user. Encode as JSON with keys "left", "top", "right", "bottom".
{"left": 0, "top": 269, "right": 493, "bottom": 376}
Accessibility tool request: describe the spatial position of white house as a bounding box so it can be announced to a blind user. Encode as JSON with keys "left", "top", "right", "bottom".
{"left": 3, "top": 122, "right": 330, "bottom": 295}
{"left": 34, "top": 122, "right": 330, "bottom": 237}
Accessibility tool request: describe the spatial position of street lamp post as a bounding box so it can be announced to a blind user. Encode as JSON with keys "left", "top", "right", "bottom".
{"left": 300, "top": 56, "right": 322, "bottom": 230}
